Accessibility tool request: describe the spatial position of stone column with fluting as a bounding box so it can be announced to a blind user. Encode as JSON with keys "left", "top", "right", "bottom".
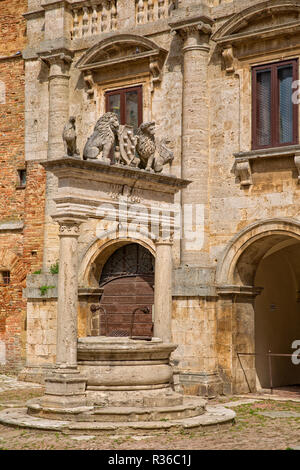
{"left": 154, "top": 237, "right": 173, "bottom": 343}
{"left": 170, "top": 19, "right": 212, "bottom": 266}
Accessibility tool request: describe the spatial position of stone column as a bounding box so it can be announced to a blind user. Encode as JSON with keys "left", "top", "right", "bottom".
{"left": 40, "top": 52, "right": 72, "bottom": 271}
{"left": 170, "top": 19, "right": 212, "bottom": 266}
{"left": 154, "top": 237, "right": 173, "bottom": 343}
{"left": 38, "top": 217, "right": 87, "bottom": 412}
{"left": 56, "top": 219, "right": 81, "bottom": 368}
{"left": 47, "top": 54, "right": 72, "bottom": 160}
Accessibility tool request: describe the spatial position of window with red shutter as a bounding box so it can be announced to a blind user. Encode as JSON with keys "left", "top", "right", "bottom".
{"left": 252, "top": 60, "right": 298, "bottom": 150}
{"left": 105, "top": 86, "right": 143, "bottom": 134}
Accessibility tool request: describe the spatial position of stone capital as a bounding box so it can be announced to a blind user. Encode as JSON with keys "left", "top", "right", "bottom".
{"left": 39, "top": 51, "right": 73, "bottom": 78}
{"left": 54, "top": 217, "right": 85, "bottom": 237}
{"left": 154, "top": 235, "right": 174, "bottom": 246}
{"left": 169, "top": 16, "right": 212, "bottom": 52}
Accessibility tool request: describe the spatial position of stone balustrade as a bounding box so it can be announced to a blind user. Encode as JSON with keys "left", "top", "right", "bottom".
{"left": 135, "top": 0, "right": 178, "bottom": 25}
{"left": 72, "top": 0, "right": 118, "bottom": 39}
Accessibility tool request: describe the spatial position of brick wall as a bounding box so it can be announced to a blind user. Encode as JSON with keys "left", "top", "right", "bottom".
{"left": 0, "top": 0, "right": 46, "bottom": 373}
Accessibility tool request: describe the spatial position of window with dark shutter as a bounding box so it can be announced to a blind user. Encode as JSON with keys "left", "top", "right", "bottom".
{"left": 252, "top": 60, "right": 298, "bottom": 150}
{"left": 105, "top": 86, "right": 143, "bottom": 134}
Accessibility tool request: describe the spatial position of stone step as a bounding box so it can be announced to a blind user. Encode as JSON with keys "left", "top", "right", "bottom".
{"left": 27, "top": 397, "right": 207, "bottom": 422}
{"left": 80, "top": 401, "right": 206, "bottom": 422}
{"left": 0, "top": 406, "right": 236, "bottom": 434}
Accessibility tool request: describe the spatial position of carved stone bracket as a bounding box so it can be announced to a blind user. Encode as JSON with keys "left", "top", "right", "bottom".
{"left": 235, "top": 160, "right": 252, "bottom": 187}
{"left": 294, "top": 153, "right": 300, "bottom": 183}
{"left": 222, "top": 46, "right": 237, "bottom": 74}
{"left": 83, "top": 70, "right": 95, "bottom": 98}
{"left": 150, "top": 58, "right": 163, "bottom": 92}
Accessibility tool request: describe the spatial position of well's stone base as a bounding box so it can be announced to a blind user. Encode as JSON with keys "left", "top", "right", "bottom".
{"left": 27, "top": 395, "right": 206, "bottom": 422}
{"left": 0, "top": 405, "right": 235, "bottom": 434}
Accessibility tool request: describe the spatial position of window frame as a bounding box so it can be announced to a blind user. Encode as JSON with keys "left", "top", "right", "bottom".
{"left": 105, "top": 85, "right": 143, "bottom": 128}
{"left": 0, "top": 271, "right": 10, "bottom": 286}
{"left": 252, "top": 59, "right": 299, "bottom": 150}
{"left": 17, "top": 169, "right": 27, "bottom": 189}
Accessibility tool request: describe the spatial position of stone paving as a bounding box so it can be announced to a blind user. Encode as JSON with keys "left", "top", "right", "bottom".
{"left": 0, "top": 375, "right": 42, "bottom": 393}
{"left": 0, "top": 375, "right": 300, "bottom": 449}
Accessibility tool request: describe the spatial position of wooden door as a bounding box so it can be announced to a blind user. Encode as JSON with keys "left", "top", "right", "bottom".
{"left": 99, "top": 244, "right": 154, "bottom": 337}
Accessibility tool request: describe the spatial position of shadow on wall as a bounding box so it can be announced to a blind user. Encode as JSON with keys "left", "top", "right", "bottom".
{"left": 254, "top": 242, "right": 300, "bottom": 388}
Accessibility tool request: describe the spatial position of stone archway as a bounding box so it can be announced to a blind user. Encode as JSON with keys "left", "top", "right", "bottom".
{"left": 216, "top": 218, "right": 300, "bottom": 393}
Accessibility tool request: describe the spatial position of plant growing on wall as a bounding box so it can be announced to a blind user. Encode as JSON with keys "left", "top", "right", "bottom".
{"left": 39, "top": 285, "right": 56, "bottom": 296}
{"left": 49, "top": 262, "right": 59, "bottom": 275}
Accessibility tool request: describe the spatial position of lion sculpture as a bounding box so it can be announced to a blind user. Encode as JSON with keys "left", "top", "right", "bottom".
{"left": 83, "top": 112, "right": 119, "bottom": 162}
{"left": 135, "top": 121, "right": 174, "bottom": 173}
{"left": 63, "top": 116, "right": 80, "bottom": 158}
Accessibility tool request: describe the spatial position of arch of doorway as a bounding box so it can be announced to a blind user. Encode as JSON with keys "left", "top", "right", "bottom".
{"left": 78, "top": 230, "right": 156, "bottom": 288}
{"left": 215, "top": 218, "right": 300, "bottom": 394}
{"left": 216, "top": 218, "right": 300, "bottom": 287}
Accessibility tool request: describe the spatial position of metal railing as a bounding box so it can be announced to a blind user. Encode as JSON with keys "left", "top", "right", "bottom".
{"left": 237, "top": 351, "right": 298, "bottom": 394}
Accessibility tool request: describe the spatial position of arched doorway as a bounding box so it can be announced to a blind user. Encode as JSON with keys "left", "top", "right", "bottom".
{"left": 98, "top": 243, "right": 155, "bottom": 337}
{"left": 216, "top": 219, "right": 300, "bottom": 393}
{"left": 254, "top": 240, "right": 300, "bottom": 391}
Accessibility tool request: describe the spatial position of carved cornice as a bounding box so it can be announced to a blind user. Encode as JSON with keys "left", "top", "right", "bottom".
{"left": 42, "top": 157, "right": 191, "bottom": 194}
{"left": 76, "top": 34, "right": 168, "bottom": 95}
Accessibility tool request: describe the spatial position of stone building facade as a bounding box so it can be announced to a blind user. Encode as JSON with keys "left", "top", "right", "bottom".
{"left": 1, "top": 0, "right": 300, "bottom": 395}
